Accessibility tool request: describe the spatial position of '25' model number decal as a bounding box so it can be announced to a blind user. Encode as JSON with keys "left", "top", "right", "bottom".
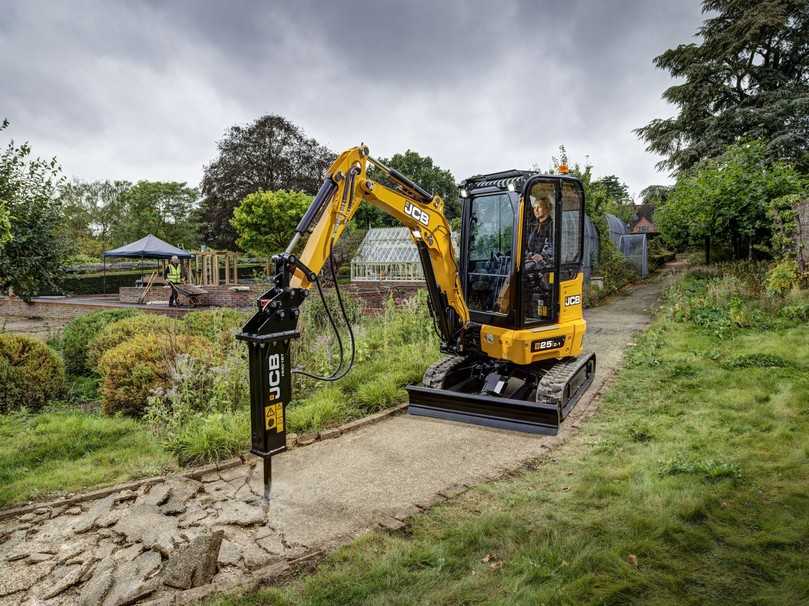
{"left": 404, "top": 202, "right": 430, "bottom": 226}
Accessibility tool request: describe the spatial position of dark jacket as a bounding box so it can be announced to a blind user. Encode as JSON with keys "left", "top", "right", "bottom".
{"left": 527, "top": 217, "right": 553, "bottom": 261}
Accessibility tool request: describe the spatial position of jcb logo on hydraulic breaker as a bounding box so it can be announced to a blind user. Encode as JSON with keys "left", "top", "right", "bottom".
{"left": 565, "top": 295, "right": 581, "bottom": 307}
{"left": 267, "top": 353, "right": 282, "bottom": 401}
{"left": 404, "top": 202, "right": 430, "bottom": 226}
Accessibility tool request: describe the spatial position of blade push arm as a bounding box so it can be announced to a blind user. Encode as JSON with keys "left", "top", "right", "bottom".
{"left": 287, "top": 145, "right": 469, "bottom": 346}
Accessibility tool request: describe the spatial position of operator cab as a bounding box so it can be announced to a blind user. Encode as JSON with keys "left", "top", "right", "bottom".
{"left": 458, "top": 170, "right": 585, "bottom": 330}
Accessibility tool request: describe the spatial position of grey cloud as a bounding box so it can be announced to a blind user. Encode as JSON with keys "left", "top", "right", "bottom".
{"left": 1, "top": 0, "right": 704, "bottom": 196}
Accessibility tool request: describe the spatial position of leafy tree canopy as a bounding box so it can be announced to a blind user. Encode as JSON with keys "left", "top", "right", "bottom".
{"left": 200, "top": 115, "right": 333, "bottom": 250}
{"left": 639, "top": 184, "right": 673, "bottom": 205}
{"left": 637, "top": 0, "right": 809, "bottom": 174}
{"left": 231, "top": 190, "right": 311, "bottom": 257}
{"left": 58, "top": 179, "right": 132, "bottom": 257}
{"left": 357, "top": 150, "right": 460, "bottom": 228}
{"left": 109, "top": 181, "right": 200, "bottom": 250}
{"left": 0, "top": 120, "right": 71, "bottom": 298}
{"left": 655, "top": 140, "right": 806, "bottom": 256}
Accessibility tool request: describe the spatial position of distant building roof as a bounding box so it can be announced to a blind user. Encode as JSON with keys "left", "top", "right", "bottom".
{"left": 629, "top": 204, "right": 657, "bottom": 233}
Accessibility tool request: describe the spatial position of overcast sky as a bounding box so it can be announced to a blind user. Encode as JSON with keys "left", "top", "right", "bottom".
{"left": 1, "top": 0, "right": 705, "bottom": 199}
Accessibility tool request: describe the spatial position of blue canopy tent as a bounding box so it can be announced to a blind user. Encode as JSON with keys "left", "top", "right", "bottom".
{"left": 102, "top": 234, "right": 193, "bottom": 294}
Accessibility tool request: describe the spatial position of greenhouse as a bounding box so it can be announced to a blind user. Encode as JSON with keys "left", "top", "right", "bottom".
{"left": 350, "top": 227, "right": 425, "bottom": 282}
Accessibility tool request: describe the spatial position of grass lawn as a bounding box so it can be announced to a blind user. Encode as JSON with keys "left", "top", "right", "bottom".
{"left": 0, "top": 404, "right": 176, "bottom": 507}
{"left": 214, "top": 288, "right": 809, "bottom": 604}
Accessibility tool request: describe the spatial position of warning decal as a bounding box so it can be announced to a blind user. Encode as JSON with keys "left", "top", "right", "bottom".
{"left": 264, "top": 402, "right": 284, "bottom": 433}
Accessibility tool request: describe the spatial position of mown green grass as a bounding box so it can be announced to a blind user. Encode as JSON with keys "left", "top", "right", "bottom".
{"left": 0, "top": 404, "right": 176, "bottom": 506}
{"left": 213, "top": 306, "right": 809, "bottom": 604}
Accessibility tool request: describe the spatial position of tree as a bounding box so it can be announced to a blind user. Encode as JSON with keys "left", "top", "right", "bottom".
{"left": 637, "top": 0, "right": 809, "bottom": 174}
{"left": 656, "top": 141, "right": 805, "bottom": 259}
{"left": 639, "top": 185, "right": 673, "bottom": 205}
{"left": 356, "top": 150, "right": 460, "bottom": 228}
{"left": 231, "top": 190, "right": 311, "bottom": 257}
{"left": 58, "top": 179, "right": 132, "bottom": 256}
{"left": 110, "top": 181, "right": 200, "bottom": 250}
{"left": 592, "top": 175, "right": 630, "bottom": 204}
{"left": 0, "top": 121, "right": 71, "bottom": 298}
{"left": 591, "top": 175, "right": 635, "bottom": 223}
{"left": 200, "top": 115, "right": 334, "bottom": 249}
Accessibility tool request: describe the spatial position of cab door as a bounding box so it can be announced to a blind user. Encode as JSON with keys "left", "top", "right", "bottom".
{"left": 520, "top": 177, "right": 561, "bottom": 326}
{"left": 519, "top": 176, "right": 585, "bottom": 328}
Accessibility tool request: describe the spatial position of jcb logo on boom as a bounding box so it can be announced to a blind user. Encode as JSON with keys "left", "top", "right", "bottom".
{"left": 404, "top": 202, "right": 430, "bottom": 226}
{"left": 565, "top": 295, "right": 581, "bottom": 307}
{"left": 267, "top": 353, "right": 282, "bottom": 401}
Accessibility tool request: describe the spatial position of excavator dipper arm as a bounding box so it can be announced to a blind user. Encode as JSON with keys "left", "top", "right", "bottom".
{"left": 289, "top": 145, "right": 469, "bottom": 344}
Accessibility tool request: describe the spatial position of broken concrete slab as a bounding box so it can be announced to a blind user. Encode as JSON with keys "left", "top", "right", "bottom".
{"left": 112, "top": 504, "right": 179, "bottom": 555}
{"left": 137, "top": 483, "right": 171, "bottom": 507}
{"left": 214, "top": 501, "right": 265, "bottom": 527}
{"left": 41, "top": 560, "right": 93, "bottom": 599}
{"left": 72, "top": 495, "right": 117, "bottom": 534}
{"left": 81, "top": 550, "right": 162, "bottom": 606}
{"left": 162, "top": 530, "right": 223, "bottom": 590}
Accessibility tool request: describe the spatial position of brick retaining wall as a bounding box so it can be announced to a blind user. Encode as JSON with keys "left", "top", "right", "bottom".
{"left": 342, "top": 281, "right": 424, "bottom": 312}
{"left": 119, "top": 284, "right": 269, "bottom": 308}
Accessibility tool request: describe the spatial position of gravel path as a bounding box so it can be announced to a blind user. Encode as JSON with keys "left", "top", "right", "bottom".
{"left": 0, "top": 278, "right": 666, "bottom": 605}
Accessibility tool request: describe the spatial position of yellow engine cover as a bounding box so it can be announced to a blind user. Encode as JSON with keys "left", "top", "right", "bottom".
{"left": 479, "top": 273, "right": 586, "bottom": 365}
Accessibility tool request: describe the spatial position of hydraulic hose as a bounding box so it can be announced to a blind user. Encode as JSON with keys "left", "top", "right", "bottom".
{"left": 292, "top": 240, "right": 356, "bottom": 382}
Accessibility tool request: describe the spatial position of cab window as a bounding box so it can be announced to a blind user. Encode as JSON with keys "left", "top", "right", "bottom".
{"left": 561, "top": 182, "right": 582, "bottom": 265}
{"left": 465, "top": 193, "right": 514, "bottom": 314}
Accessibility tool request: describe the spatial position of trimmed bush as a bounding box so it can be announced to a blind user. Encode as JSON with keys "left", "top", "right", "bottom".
{"left": 183, "top": 309, "right": 247, "bottom": 348}
{"left": 87, "top": 314, "right": 183, "bottom": 372}
{"left": 0, "top": 334, "right": 65, "bottom": 412}
{"left": 98, "top": 334, "right": 213, "bottom": 417}
{"left": 62, "top": 309, "right": 142, "bottom": 375}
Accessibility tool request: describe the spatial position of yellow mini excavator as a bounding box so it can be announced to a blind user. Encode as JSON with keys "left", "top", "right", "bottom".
{"left": 238, "top": 145, "right": 596, "bottom": 499}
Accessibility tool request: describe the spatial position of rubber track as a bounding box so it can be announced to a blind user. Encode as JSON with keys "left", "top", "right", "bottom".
{"left": 423, "top": 355, "right": 469, "bottom": 389}
{"left": 535, "top": 356, "right": 592, "bottom": 402}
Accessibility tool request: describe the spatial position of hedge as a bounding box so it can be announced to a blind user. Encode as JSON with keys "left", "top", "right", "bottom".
{"left": 62, "top": 309, "right": 142, "bottom": 375}
{"left": 98, "top": 334, "right": 214, "bottom": 416}
{"left": 0, "top": 334, "right": 65, "bottom": 412}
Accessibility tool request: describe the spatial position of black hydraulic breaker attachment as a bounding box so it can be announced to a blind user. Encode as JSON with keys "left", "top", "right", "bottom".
{"left": 236, "top": 253, "right": 315, "bottom": 502}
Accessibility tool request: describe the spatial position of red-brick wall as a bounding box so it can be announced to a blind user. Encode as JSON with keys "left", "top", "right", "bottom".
{"left": 342, "top": 281, "right": 424, "bottom": 312}
{"left": 119, "top": 284, "right": 269, "bottom": 308}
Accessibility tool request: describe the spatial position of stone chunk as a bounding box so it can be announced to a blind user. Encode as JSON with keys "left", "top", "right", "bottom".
{"left": 217, "top": 540, "right": 242, "bottom": 566}
{"left": 80, "top": 550, "right": 161, "bottom": 606}
{"left": 158, "top": 477, "right": 203, "bottom": 516}
{"left": 42, "top": 560, "right": 93, "bottom": 599}
{"left": 215, "top": 501, "right": 265, "bottom": 526}
{"left": 113, "top": 504, "right": 179, "bottom": 556}
{"left": 73, "top": 495, "right": 117, "bottom": 534}
{"left": 162, "top": 530, "right": 223, "bottom": 590}
{"left": 137, "top": 483, "right": 171, "bottom": 507}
